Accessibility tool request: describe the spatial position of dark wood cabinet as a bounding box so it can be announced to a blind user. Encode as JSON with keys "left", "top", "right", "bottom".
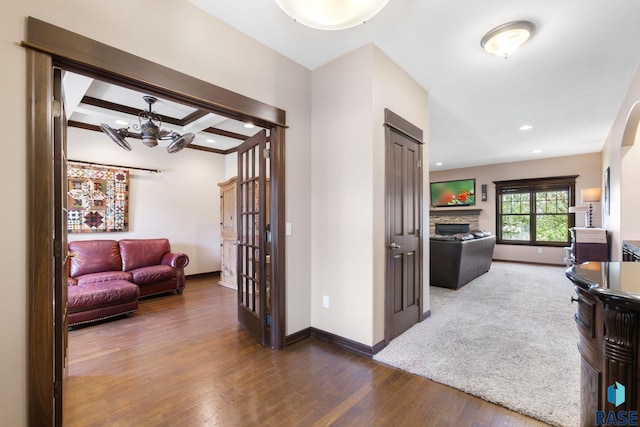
{"left": 570, "top": 228, "right": 609, "bottom": 264}
{"left": 574, "top": 243, "right": 609, "bottom": 264}
{"left": 566, "top": 262, "right": 640, "bottom": 426}
{"left": 573, "top": 285, "right": 604, "bottom": 424}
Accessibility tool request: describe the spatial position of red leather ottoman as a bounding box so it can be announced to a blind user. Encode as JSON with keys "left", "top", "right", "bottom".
{"left": 67, "top": 280, "right": 139, "bottom": 327}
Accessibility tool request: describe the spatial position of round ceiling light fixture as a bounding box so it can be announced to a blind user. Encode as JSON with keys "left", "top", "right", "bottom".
{"left": 275, "top": 0, "right": 390, "bottom": 30}
{"left": 481, "top": 21, "right": 535, "bottom": 58}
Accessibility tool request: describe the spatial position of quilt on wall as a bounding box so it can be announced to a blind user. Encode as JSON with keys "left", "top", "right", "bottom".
{"left": 67, "top": 163, "right": 129, "bottom": 233}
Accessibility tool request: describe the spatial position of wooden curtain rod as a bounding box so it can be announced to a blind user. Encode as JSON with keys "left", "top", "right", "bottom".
{"left": 68, "top": 159, "right": 161, "bottom": 173}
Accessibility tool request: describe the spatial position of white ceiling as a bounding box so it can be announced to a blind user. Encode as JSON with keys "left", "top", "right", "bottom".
{"left": 186, "top": 0, "right": 640, "bottom": 170}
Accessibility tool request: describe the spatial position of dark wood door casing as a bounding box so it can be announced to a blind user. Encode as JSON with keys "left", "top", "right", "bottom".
{"left": 53, "top": 67, "right": 69, "bottom": 426}
{"left": 24, "top": 17, "right": 288, "bottom": 424}
{"left": 28, "top": 47, "right": 57, "bottom": 427}
{"left": 22, "top": 18, "right": 285, "bottom": 128}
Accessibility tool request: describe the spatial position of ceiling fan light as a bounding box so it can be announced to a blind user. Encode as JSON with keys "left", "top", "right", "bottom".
{"left": 142, "top": 137, "right": 158, "bottom": 147}
{"left": 140, "top": 120, "right": 160, "bottom": 147}
{"left": 481, "top": 21, "right": 535, "bottom": 58}
{"left": 275, "top": 0, "right": 390, "bottom": 30}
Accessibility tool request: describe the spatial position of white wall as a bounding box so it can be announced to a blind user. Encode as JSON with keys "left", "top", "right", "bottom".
{"left": 622, "top": 129, "right": 640, "bottom": 240}
{"left": 372, "top": 46, "right": 429, "bottom": 340}
{"left": 311, "top": 45, "right": 375, "bottom": 344}
{"left": 310, "top": 44, "right": 428, "bottom": 346}
{"left": 225, "top": 152, "right": 238, "bottom": 180}
{"left": 2, "top": 4, "right": 27, "bottom": 426}
{"left": 604, "top": 63, "right": 640, "bottom": 260}
{"left": 3, "top": 2, "right": 312, "bottom": 425}
{"left": 430, "top": 152, "right": 602, "bottom": 265}
{"left": 67, "top": 127, "right": 226, "bottom": 274}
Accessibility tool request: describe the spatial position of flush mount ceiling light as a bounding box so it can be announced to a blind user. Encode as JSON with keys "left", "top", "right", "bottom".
{"left": 481, "top": 21, "right": 535, "bottom": 58}
{"left": 100, "top": 96, "right": 195, "bottom": 153}
{"left": 275, "top": 0, "right": 390, "bottom": 30}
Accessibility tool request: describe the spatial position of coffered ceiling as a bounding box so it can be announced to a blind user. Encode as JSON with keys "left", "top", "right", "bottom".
{"left": 64, "top": 71, "right": 260, "bottom": 154}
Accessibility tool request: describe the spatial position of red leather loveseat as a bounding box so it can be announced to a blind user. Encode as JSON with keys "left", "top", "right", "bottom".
{"left": 67, "top": 238, "right": 189, "bottom": 326}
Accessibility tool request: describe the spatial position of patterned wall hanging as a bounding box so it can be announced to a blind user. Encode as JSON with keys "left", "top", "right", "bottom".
{"left": 67, "top": 162, "right": 129, "bottom": 233}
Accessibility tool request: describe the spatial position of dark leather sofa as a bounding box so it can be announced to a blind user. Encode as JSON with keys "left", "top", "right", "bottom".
{"left": 67, "top": 238, "right": 189, "bottom": 326}
{"left": 429, "top": 233, "right": 496, "bottom": 289}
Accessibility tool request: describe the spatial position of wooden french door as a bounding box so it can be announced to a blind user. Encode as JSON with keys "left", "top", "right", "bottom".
{"left": 385, "top": 117, "right": 423, "bottom": 342}
{"left": 236, "top": 130, "right": 270, "bottom": 346}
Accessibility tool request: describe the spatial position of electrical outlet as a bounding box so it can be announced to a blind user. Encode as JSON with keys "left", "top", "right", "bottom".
{"left": 322, "top": 295, "right": 329, "bottom": 308}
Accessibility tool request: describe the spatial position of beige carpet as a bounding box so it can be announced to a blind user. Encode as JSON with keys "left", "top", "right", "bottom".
{"left": 374, "top": 261, "right": 580, "bottom": 427}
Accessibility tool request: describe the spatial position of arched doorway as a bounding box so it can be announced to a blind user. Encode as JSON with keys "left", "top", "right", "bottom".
{"left": 620, "top": 101, "right": 640, "bottom": 257}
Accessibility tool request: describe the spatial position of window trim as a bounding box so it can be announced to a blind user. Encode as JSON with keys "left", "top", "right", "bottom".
{"left": 494, "top": 175, "right": 578, "bottom": 246}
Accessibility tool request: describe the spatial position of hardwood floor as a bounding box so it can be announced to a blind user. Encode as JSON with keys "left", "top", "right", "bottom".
{"left": 64, "top": 276, "right": 549, "bottom": 426}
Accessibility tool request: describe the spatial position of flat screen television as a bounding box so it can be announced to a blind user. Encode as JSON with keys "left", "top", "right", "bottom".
{"left": 430, "top": 178, "right": 476, "bottom": 207}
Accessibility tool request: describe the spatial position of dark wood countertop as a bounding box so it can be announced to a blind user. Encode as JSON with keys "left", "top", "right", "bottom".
{"left": 566, "top": 262, "right": 640, "bottom": 309}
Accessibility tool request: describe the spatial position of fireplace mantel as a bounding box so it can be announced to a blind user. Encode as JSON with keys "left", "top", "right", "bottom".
{"left": 430, "top": 209, "right": 482, "bottom": 216}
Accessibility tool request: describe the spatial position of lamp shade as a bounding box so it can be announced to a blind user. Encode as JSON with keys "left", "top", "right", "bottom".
{"left": 275, "top": 0, "right": 390, "bottom": 30}
{"left": 581, "top": 187, "right": 602, "bottom": 203}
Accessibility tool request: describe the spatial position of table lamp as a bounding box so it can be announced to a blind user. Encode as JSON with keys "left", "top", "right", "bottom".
{"left": 581, "top": 187, "right": 601, "bottom": 228}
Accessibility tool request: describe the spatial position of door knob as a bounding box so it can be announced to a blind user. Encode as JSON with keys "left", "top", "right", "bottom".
{"left": 389, "top": 243, "right": 402, "bottom": 250}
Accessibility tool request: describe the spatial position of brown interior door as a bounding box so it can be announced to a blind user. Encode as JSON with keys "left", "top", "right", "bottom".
{"left": 236, "top": 130, "right": 269, "bottom": 346}
{"left": 53, "top": 67, "right": 69, "bottom": 425}
{"left": 386, "top": 126, "right": 423, "bottom": 342}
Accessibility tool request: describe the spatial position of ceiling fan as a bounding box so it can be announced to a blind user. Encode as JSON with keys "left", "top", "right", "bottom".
{"left": 99, "top": 95, "right": 195, "bottom": 153}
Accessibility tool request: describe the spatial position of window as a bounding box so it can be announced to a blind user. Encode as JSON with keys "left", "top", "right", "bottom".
{"left": 494, "top": 176, "right": 577, "bottom": 246}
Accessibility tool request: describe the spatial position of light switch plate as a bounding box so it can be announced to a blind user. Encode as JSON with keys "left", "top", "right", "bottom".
{"left": 322, "top": 295, "right": 329, "bottom": 308}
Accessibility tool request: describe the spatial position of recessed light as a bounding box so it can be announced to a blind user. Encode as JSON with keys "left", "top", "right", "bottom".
{"left": 115, "top": 120, "right": 128, "bottom": 126}
{"left": 519, "top": 125, "right": 532, "bottom": 131}
{"left": 435, "top": 162, "right": 443, "bottom": 166}
{"left": 244, "top": 123, "right": 255, "bottom": 129}
{"left": 206, "top": 139, "right": 216, "bottom": 143}
{"left": 533, "top": 149, "right": 542, "bottom": 153}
